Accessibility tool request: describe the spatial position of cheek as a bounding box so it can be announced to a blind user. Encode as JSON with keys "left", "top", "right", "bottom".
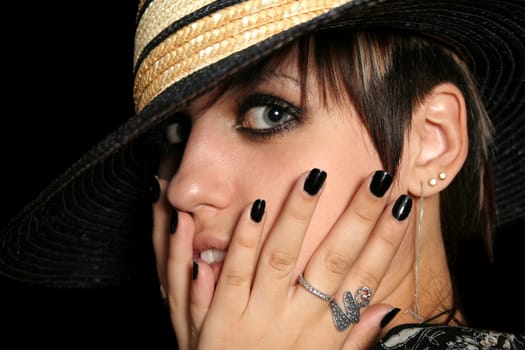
{"left": 233, "top": 115, "right": 383, "bottom": 273}
{"left": 292, "top": 178, "right": 358, "bottom": 274}
{"left": 292, "top": 132, "right": 383, "bottom": 273}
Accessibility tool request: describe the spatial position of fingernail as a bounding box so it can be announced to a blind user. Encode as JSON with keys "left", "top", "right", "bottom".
{"left": 250, "top": 199, "right": 266, "bottom": 223}
{"left": 170, "top": 208, "right": 179, "bottom": 234}
{"left": 392, "top": 195, "right": 412, "bottom": 221}
{"left": 370, "top": 170, "right": 393, "bottom": 197}
{"left": 150, "top": 175, "right": 160, "bottom": 202}
{"left": 304, "top": 168, "right": 327, "bottom": 195}
{"left": 380, "top": 307, "right": 400, "bottom": 328}
{"left": 192, "top": 259, "right": 199, "bottom": 280}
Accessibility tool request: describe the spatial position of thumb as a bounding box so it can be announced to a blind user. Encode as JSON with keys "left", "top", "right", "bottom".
{"left": 342, "top": 304, "right": 400, "bottom": 350}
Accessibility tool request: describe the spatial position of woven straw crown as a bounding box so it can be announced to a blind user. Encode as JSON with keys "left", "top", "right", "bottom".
{"left": 133, "top": 0, "right": 350, "bottom": 111}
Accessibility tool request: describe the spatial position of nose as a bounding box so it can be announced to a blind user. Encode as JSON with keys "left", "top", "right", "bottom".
{"left": 166, "top": 116, "right": 234, "bottom": 215}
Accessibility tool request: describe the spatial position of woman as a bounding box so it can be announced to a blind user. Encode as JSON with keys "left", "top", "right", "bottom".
{"left": 148, "top": 23, "right": 520, "bottom": 350}
{"left": 1, "top": 0, "right": 524, "bottom": 348}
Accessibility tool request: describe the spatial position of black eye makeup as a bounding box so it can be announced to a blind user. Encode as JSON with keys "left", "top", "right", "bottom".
{"left": 235, "top": 93, "right": 303, "bottom": 140}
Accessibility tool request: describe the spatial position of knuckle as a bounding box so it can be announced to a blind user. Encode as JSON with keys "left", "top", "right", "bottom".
{"left": 323, "top": 249, "right": 352, "bottom": 276}
{"left": 235, "top": 232, "right": 259, "bottom": 250}
{"left": 189, "top": 297, "right": 206, "bottom": 313}
{"left": 379, "top": 220, "right": 407, "bottom": 249}
{"left": 352, "top": 207, "right": 377, "bottom": 226}
{"left": 268, "top": 251, "right": 296, "bottom": 276}
{"left": 190, "top": 325, "right": 201, "bottom": 342}
{"left": 351, "top": 266, "right": 380, "bottom": 290}
{"left": 287, "top": 202, "right": 313, "bottom": 223}
{"left": 223, "top": 270, "right": 250, "bottom": 287}
{"left": 379, "top": 230, "right": 402, "bottom": 251}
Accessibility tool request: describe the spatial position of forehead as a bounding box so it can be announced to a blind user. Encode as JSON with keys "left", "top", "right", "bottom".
{"left": 185, "top": 40, "right": 352, "bottom": 114}
{"left": 186, "top": 49, "right": 302, "bottom": 108}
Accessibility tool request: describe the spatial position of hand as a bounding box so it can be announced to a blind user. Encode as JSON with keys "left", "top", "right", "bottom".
{"left": 153, "top": 169, "right": 412, "bottom": 349}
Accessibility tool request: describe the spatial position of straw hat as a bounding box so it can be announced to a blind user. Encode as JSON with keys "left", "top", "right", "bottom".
{"left": 1, "top": 0, "right": 524, "bottom": 287}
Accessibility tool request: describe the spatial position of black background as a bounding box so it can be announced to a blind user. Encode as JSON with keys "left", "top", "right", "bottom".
{"left": 1, "top": 2, "right": 177, "bottom": 347}
{"left": 1, "top": 2, "right": 523, "bottom": 347}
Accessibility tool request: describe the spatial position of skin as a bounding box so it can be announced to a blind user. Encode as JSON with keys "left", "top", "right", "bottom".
{"left": 152, "top": 47, "right": 468, "bottom": 349}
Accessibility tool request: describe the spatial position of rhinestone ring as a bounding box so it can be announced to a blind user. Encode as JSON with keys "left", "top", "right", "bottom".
{"left": 298, "top": 273, "right": 334, "bottom": 302}
{"left": 298, "top": 273, "right": 372, "bottom": 331}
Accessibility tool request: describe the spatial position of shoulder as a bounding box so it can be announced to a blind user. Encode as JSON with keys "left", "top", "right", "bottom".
{"left": 374, "top": 323, "right": 525, "bottom": 350}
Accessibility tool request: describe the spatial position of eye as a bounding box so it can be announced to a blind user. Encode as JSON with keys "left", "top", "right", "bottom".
{"left": 165, "top": 117, "right": 191, "bottom": 145}
{"left": 143, "top": 114, "right": 191, "bottom": 159}
{"left": 156, "top": 116, "right": 191, "bottom": 179}
{"left": 237, "top": 93, "right": 302, "bottom": 138}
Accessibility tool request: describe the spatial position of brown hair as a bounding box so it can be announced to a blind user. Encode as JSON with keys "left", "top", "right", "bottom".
{"left": 226, "top": 28, "right": 495, "bottom": 324}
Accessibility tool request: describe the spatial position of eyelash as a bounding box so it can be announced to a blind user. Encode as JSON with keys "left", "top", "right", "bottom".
{"left": 236, "top": 93, "right": 303, "bottom": 140}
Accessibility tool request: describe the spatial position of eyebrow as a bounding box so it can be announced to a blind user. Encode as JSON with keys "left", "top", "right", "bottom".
{"left": 261, "top": 71, "right": 300, "bottom": 86}
{"left": 195, "top": 66, "right": 303, "bottom": 113}
{"left": 182, "top": 67, "right": 305, "bottom": 119}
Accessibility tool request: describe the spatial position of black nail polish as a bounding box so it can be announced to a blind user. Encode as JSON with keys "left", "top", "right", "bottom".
{"left": 170, "top": 208, "right": 179, "bottom": 234}
{"left": 192, "top": 259, "right": 199, "bottom": 280}
{"left": 370, "top": 170, "right": 393, "bottom": 197}
{"left": 250, "top": 199, "right": 265, "bottom": 223}
{"left": 392, "top": 195, "right": 412, "bottom": 221}
{"left": 380, "top": 307, "right": 400, "bottom": 328}
{"left": 150, "top": 176, "right": 160, "bottom": 202}
{"left": 304, "top": 168, "right": 327, "bottom": 195}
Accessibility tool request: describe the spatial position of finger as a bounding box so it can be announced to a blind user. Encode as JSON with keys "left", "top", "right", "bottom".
{"left": 252, "top": 168, "right": 327, "bottom": 307}
{"left": 344, "top": 194, "right": 412, "bottom": 298}
{"left": 343, "top": 305, "right": 400, "bottom": 350}
{"left": 209, "top": 199, "right": 266, "bottom": 318}
{"left": 317, "top": 194, "right": 410, "bottom": 340}
{"left": 302, "top": 170, "right": 393, "bottom": 301}
{"left": 152, "top": 177, "right": 171, "bottom": 291}
{"left": 189, "top": 259, "right": 214, "bottom": 339}
{"left": 166, "top": 210, "right": 196, "bottom": 350}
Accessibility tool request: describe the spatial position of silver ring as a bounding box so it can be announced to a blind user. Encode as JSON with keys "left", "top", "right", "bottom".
{"left": 297, "top": 274, "right": 372, "bottom": 331}
{"left": 329, "top": 287, "right": 372, "bottom": 331}
{"left": 298, "top": 273, "right": 333, "bottom": 302}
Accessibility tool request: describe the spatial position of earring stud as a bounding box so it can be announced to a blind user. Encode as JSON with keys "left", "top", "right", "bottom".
{"left": 428, "top": 172, "right": 446, "bottom": 186}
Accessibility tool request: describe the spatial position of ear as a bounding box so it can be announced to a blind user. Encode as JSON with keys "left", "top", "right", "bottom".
{"left": 405, "top": 83, "right": 468, "bottom": 197}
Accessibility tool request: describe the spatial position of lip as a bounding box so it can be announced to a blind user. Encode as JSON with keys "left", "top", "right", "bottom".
{"left": 193, "top": 233, "right": 230, "bottom": 284}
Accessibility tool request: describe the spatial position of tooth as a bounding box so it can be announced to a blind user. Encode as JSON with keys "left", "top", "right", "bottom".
{"left": 200, "top": 249, "right": 226, "bottom": 264}
{"left": 213, "top": 250, "right": 226, "bottom": 262}
{"left": 201, "top": 250, "right": 213, "bottom": 263}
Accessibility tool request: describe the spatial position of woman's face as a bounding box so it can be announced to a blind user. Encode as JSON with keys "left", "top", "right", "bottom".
{"left": 162, "top": 50, "right": 384, "bottom": 284}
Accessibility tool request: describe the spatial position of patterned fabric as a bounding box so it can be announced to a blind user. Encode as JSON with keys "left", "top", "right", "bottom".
{"left": 375, "top": 324, "right": 525, "bottom": 350}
